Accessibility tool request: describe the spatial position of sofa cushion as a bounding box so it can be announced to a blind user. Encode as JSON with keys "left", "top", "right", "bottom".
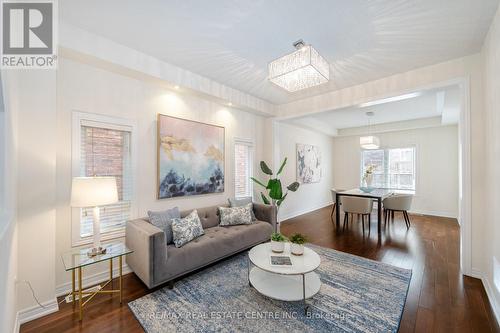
{"left": 147, "top": 207, "right": 180, "bottom": 244}
{"left": 181, "top": 205, "right": 223, "bottom": 229}
{"left": 228, "top": 198, "right": 256, "bottom": 221}
{"left": 219, "top": 203, "right": 253, "bottom": 226}
{"left": 159, "top": 221, "right": 272, "bottom": 282}
{"left": 171, "top": 210, "right": 205, "bottom": 248}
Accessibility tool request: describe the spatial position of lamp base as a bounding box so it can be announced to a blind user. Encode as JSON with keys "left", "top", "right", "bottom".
{"left": 87, "top": 247, "right": 107, "bottom": 257}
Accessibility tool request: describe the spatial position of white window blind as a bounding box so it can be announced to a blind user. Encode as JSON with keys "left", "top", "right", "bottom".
{"left": 79, "top": 125, "right": 132, "bottom": 237}
{"left": 234, "top": 140, "right": 253, "bottom": 198}
{"left": 361, "top": 147, "right": 416, "bottom": 190}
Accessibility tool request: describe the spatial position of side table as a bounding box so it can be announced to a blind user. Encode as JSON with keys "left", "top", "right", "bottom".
{"left": 61, "top": 242, "right": 133, "bottom": 321}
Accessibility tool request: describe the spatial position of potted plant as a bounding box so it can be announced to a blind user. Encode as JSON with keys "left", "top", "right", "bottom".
{"left": 270, "top": 232, "right": 288, "bottom": 253}
{"left": 289, "top": 233, "right": 307, "bottom": 256}
{"left": 251, "top": 158, "right": 300, "bottom": 232}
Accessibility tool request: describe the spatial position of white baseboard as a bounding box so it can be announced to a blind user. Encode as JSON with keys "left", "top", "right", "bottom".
{"left": 279, "top": 202, "right": 332, "bottom": 222}
{"left": 55, "top": 264, "right": 132, "bottom": 297}
{"left": 278, "top": 202, "right": 457, "bottom": 222}
{"left": 17, "top": 298, "right": 59, "bottom": 326}
{"left": 470, "top": 268, "right": 500, "bottom": 325}
{"left": 13, "top": 312, "right": 19, "bottom": 333}
{"left": 408, "top": 209, "right": 457, "bottom": 219}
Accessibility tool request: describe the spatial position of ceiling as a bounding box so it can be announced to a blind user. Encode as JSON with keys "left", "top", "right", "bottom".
{"left": 286, "top": 85, "right": 461, "bottom": 136}
{"left": 60, "top": 0, "right": 498, "bottom": 105}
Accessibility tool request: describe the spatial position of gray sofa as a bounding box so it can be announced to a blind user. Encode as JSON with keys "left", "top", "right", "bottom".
{"left": 125, "top": 203, "right": 276, "bottom": 289}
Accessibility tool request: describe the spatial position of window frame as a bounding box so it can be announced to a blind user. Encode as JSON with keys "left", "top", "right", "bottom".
{"left": 360, "top": 145, "right": 417, "bottom": 192}
{"left": 71, "top": 111, "right": 138, "bottom": 247}
{"left": 233, "top": 138, "right": 254, "bottom": 200}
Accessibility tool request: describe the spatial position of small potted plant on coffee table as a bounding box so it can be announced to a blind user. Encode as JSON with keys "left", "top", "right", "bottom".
{"left": 290, "top": 233, "right": 307, "bottom": 256}
{"left": 271, "top": 232, "right": 288, "bottom": 253}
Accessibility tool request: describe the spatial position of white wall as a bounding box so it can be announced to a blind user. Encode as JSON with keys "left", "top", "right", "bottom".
{"left": 277, "top": 122, "right": 334, "bottom": 221}
{"left": 332, "top": 125, "right": 459, "bottom": 218}
{"left": 15, "top": 70, "right": 58, "bottom": 318}
{"left": 0, "top": 71, "right": 19, "bottom": 333}
{"left": 54, "top": 57, "right": 268, "bottom": 289}
{"left": 478, "top": 4, "right": 500, "bottom": 321}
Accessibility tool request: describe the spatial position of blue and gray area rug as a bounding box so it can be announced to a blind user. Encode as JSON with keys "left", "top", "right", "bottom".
{"left": 128, "top": 245, "right": 411, "bottom": 333}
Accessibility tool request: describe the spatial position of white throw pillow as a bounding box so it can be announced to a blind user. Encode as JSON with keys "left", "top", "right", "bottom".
{"left": 171, "top": 210, "right": 205, "bottom": 248}
{"left": 219, "top": 203, "right": 253, "bottom": 226}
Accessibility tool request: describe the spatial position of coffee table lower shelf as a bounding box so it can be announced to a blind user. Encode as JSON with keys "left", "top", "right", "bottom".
{"left": 248, "top": 267, "right": 321, "bottom": 302}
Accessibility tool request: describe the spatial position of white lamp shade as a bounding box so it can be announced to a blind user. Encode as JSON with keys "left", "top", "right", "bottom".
{"left": 360, "top": 136, "right": 380, "bottom": 150}
{"left": 70, "top": 177, "right": 118, "bottom": 207}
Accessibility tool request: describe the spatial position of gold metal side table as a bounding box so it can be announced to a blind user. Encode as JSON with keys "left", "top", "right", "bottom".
{"left": 61, "top": 242, "right": 133, "bottom": 321}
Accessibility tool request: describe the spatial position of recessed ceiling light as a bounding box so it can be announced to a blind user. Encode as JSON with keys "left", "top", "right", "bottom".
{"left": 174, "top": 85, "right": 180, "bottom": 89}
{"left": 359, "top": 92, "right": 422, "bottom": 108}
{"left": 227, "top": 102, "right": 233, "bottom": 106}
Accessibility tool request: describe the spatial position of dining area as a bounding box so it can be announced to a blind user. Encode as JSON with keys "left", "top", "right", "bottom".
{"left": 330, "top": 188, "right": 414, "bottom": 236}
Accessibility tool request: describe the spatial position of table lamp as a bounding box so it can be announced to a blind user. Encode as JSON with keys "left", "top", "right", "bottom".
{"left": 71, "top": 177, "right": 118, "bottom": 256}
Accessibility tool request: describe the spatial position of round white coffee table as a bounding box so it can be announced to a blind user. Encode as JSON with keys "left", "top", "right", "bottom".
{"left": 247, "top": 242, "right": 321, "bottom": 313}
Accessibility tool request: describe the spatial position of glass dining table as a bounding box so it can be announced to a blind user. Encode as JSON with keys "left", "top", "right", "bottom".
{"left": 335, "top": 188, "right": 402, "bottom": 234}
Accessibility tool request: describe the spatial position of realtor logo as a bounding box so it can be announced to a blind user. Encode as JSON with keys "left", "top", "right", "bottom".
{"left": 1, "top": 0, "right": 57, "bottom": 68}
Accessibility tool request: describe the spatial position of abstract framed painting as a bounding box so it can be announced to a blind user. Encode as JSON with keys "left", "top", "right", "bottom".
{"left": 296, "top": 143, "right": 321, "bottom": 184}
{"left": 157, "top": 114, "right": 225, "bottom": 199}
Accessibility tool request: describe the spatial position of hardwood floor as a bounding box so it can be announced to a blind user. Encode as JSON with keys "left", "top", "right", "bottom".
{"left": 21, "top": 206, "right": 499, "bottom": 333}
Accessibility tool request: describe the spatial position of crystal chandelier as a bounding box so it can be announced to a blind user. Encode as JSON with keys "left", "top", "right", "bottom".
{"left": 268, "top": 40, "right": 329, "bottom": 92}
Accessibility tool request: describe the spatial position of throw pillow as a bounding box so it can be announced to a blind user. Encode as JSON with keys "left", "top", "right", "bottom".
{"left": 171, "top": 210, "right": 205, "bottom": 248}
{"left": 147, "top": 207, "right": 180, "bottom": 244}
{"left": 219, "top": 203, "right": 253, "bottom": 226}
{"left": 228, "top": 197, "right": 256, "bottom": 221}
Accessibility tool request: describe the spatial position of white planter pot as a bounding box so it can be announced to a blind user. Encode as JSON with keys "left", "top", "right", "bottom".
{"left": 271, "top": 240, "right": 285, "bottom": 253}
{"left": 291, "top": 243, "right": 304, "bottom": 256}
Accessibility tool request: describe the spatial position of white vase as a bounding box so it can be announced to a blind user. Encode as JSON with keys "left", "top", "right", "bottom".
{"left": 291, "top": 243, "right": 304, "bottom": 256}
{"left": 365, "top": 174, "right": 373, "bottom": 188}
{"left": 271, "top": 240, "right": 285, "bottom": 253}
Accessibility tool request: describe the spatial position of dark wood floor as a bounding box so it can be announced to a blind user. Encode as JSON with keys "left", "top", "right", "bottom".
{"left": 21, "top": 206, "right": 499, "bottom": 333}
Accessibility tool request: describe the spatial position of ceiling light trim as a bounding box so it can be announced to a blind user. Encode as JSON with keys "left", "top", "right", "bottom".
{"left": 359, "top": 92, "right": 422, "bottom": 108}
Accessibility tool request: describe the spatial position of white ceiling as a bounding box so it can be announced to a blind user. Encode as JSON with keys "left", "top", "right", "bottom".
{"left": 286, "top": 85, "right": 461, "bottom": 136}
{"left": 60, "top": 0, "right": 498, "bottom": 105}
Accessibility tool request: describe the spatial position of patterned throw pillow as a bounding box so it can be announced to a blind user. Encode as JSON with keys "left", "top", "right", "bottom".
{"left": 148, "top": 207, "right": 180, "bottom": 244}
{"left": 228, "top": 197, "right": 256, "bottom": 221}
{"left": 219, "top": 203, "right": 253, "bottom": 226}
{"left": 171, "top": 210, "right": 205, "bottom": 248}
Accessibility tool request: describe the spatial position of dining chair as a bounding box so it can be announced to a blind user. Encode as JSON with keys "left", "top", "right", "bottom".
{"left": 341, "top": 197, "right": 373, "bottom": 234}
{"left": 330, "top": 188, "right": 340, "bottom": 218}
{"left": 383, "top": 194, "right": 413, "bottom": 228}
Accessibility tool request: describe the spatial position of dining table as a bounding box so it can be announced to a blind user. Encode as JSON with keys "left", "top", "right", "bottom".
{"left": 335, "top": 188, "right": 396, "bottom": 234}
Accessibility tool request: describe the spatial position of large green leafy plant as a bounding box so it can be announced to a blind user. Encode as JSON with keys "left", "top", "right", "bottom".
{"left": 251, "top": 158, "right": 299, "bottom": 230}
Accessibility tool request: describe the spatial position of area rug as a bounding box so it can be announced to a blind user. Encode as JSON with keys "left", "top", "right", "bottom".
{"left": 128, "top": 244, "right": 411, "bottom": 333}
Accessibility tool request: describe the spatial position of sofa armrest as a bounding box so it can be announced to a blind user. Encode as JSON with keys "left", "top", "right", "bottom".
{"left": 253, "top": 203, "right": 276, "bottom": 231}
{"left": 125, "top": 218, "right": 166, "bottom": 289}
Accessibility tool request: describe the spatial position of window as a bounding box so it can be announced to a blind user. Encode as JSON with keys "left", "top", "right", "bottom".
{"left": 361, "top": 147, "right": 416, "bottom": 190}
{"left": 72, "top": 112, "right": 136, "bottom": 246}
{"left": 234, "top": 139, "right": 253, "bottom": 198}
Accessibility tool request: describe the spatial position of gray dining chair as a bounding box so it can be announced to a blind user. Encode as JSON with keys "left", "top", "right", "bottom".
{"left": 341, "top": 196, "right": 373, "bottom": 234}
{"left": 383, "top": 194, "right": 413, "bottom": 228}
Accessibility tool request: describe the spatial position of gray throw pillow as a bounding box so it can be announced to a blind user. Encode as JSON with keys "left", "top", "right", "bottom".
{"left": 171, "top": 210, "right": 205, "bottom": 248}
{"left": 147, "top": 207, "right": 180, "bottom": 244}
{"left": 219, "top": 203, "right": 253, "bottom": 226}
{"left": 228, "top": 197, "right": 256, "bottom": 221}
